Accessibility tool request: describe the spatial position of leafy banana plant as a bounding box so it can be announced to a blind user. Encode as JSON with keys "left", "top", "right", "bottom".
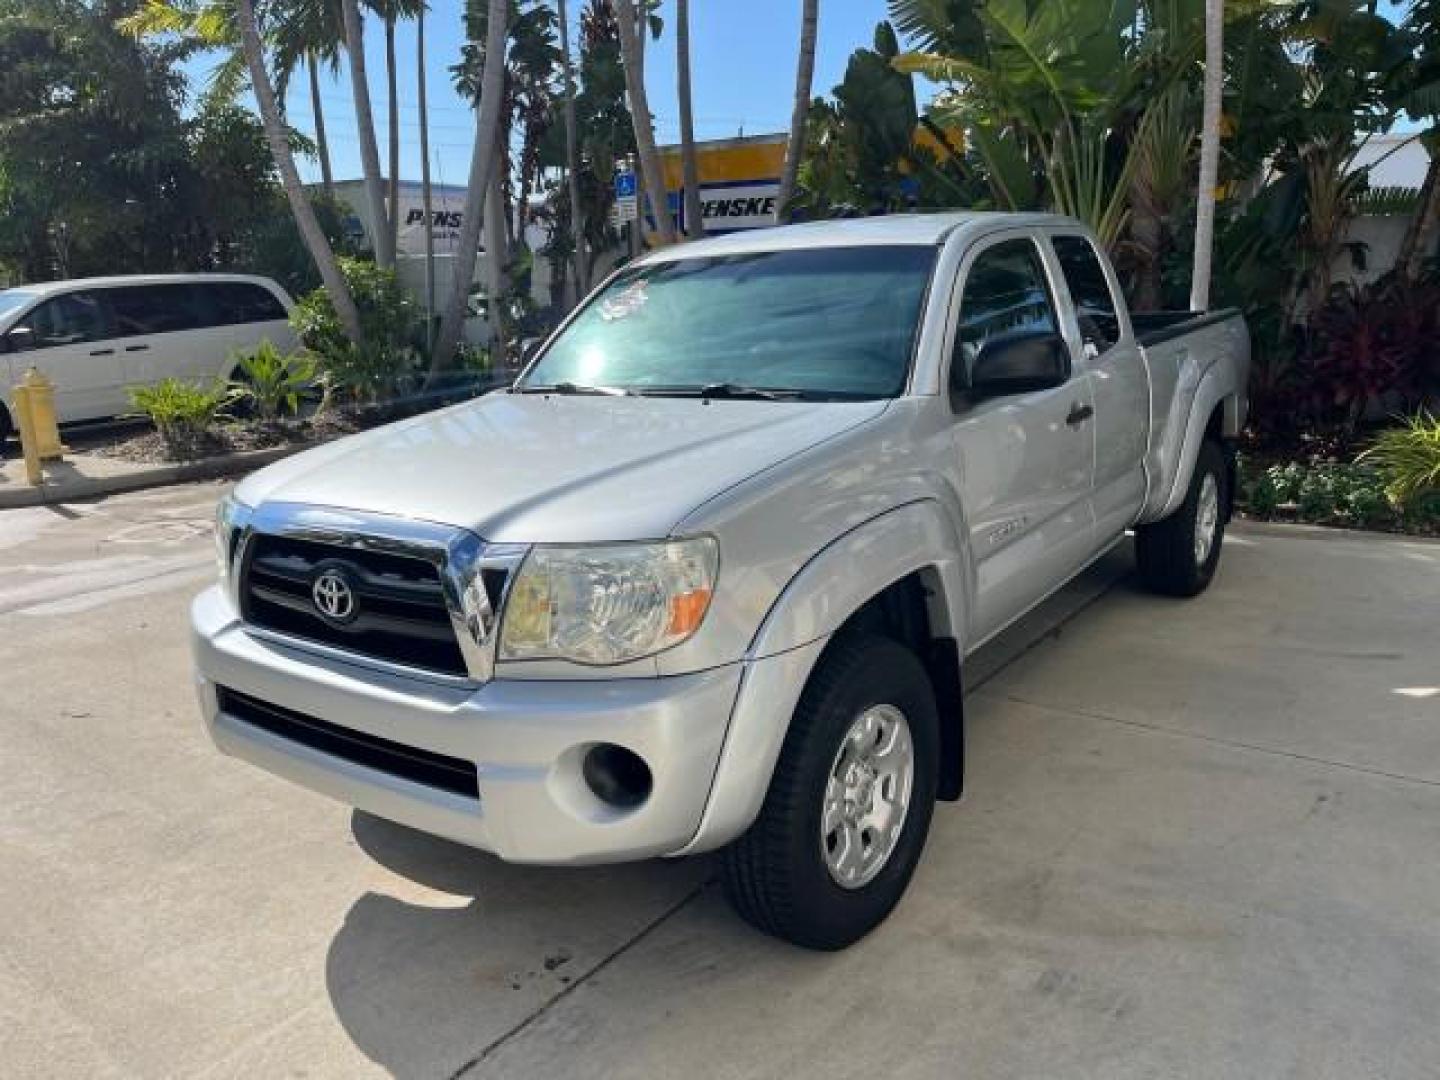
{"left": 890, "top": 0, "right": 1142, "bottom": 248}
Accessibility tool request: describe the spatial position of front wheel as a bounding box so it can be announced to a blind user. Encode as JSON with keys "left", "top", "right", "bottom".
{"left": 1135, "top": 439, "right": 1229, "bottom": 597}
{"left": 720, "top": 634, "right": 939, "bottom": 950}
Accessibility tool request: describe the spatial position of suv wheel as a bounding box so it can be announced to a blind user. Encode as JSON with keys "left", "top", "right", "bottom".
{"left": 720, "top": 634, "right": 939, "bottom": 950}
{"left": 1135, "top": 439, "right": 1228, "bottom": 597}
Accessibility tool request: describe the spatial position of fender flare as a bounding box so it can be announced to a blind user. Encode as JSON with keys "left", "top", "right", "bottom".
{"left": 1150, "top": 366, "right": 1241, "bottom": 522}
{"left": 747, "top": 499, "right": 967, "bottom": 660}
{"left": 673, "top": 500, "right": 969, "bottom": 855}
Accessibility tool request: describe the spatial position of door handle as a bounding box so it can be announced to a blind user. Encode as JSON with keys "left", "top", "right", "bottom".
{"left": 89, "top": 348, "right": 115, "bottom": 356}
{"left": 124, "top": 344, "right": 150, "bottom": 353}
{"left": 1066, "top": 402, "right": 1094, "bottom": 427}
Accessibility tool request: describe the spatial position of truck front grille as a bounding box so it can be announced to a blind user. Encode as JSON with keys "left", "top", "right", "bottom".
{"left": 240, "top": 533, "right": 471, "bottom": 677}
{"left": 217, "top": 687, "right": 480, "bottom": 799}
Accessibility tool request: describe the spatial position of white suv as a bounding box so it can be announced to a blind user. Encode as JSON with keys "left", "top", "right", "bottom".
{"left": 0, "top": 274, "right": 298, "bottom": 437}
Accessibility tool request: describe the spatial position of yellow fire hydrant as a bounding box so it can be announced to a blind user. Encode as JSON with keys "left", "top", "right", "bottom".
{"left": 12, "top": 367, "right": 66, "bottom": 486}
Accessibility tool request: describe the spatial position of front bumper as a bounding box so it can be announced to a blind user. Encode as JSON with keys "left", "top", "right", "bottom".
{"left": 191, "top": 586, "right": 754, "bottom": 864}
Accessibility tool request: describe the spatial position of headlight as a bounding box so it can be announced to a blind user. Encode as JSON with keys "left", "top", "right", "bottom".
{"left": 498, "top": 538, "right": 718, "bottom": 665}
{"left": 214, "top": 494, "right": 251, "bottom": 580}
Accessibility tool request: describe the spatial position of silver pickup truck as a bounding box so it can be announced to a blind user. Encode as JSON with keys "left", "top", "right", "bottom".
{"left": 193, "top": 213, "right": 1249, "bottom": 949}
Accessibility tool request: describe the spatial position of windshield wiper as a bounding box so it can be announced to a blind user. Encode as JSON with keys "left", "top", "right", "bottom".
{"left": 516, "top": 381, "right": 631, "bottom": 396}
{"left": 698, "top": 382, "right": 796, "bottom": 401}
{"left": 633, "top": 382, "right": 801, "bottom": 401}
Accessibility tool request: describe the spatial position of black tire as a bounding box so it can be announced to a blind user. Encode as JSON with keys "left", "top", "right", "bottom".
{"left": 0, "top": 403, "right": 11, "bottom": 447}
{"left": 720, "top": 633, "right": 939, "bottom": 950}
{"left": 1135, "top": 439, "right": 1228, "bottom": 597}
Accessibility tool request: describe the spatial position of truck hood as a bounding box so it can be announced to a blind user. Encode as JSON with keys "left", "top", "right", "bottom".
{"left": 235, "top": 393, "right": 890, "bottom": 543}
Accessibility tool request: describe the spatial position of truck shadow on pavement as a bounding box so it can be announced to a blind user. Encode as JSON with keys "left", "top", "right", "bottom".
{"left": 324, "top": 811, "right": 721, "bottom": 1078}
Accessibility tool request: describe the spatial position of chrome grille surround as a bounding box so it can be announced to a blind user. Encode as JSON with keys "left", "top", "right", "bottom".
{"left": 223, "top": 501, "right": 525, "bottom": 685}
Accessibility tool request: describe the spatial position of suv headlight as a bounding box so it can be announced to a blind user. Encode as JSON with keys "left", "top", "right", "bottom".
{"left": 498, "top": 538, "right": 718, "bottom": 665}
{"left": 214, "top": 494, "right": 251, "bottom": 580}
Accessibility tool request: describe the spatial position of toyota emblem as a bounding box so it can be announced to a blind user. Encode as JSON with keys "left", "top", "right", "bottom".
{"left": 311, "top": 568, "right": 357, "bottom": 624}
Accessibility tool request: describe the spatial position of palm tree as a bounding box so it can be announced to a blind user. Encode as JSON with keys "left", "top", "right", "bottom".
{"left": 417, "top": 0, "right": 436, "bottom": 348}
{"left": 372, "top": 0, "right": 422, "bottom": 262}
{"left": 1190, "top": 0, "right": 1223, "bottom": 312}
{"left": 675, "top": 0, "right": 703, "bottom": 238}
{"left": 432, "top": 0, "right": 510, "bottom": 377}
{"left": 777, "top": 0, "right": 819, "bottom": 224}
{"left": 613, "top": 0, "right": 675, "bottom": 244}
{"left": 271, "top": 0, "right": 345, "bottom": 203}
{"left": 558, "top": 0, "right": 587, "bottom": 297}
{"left": 339, "top": 0, "right": 394, "bottom": 266}
{"left": 235, "top": 0, "right": 363, "bottom": 342}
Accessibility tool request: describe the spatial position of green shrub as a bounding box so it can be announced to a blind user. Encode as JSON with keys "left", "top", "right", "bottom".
{"left": 289, "top": 257, "right": 425, "bottom": 403}
{"left": 1238, "top": 456, "right": 1404, "bottom": 529}
{"left": 1359, "top": 411, "right": 1440, "bottom": 506}
{"left": 128, "top": 379, "right": 232, "bottom": 457}
{"left": 229, "top": 340, "right": 316, "bottom": 421}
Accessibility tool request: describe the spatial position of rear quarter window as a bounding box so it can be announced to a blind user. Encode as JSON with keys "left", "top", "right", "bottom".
{"left": 206, "top": 283, "right": 287, "bottom": 325}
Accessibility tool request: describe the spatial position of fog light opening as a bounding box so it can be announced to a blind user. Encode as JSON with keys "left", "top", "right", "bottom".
{"left": 582, "top": 744, "right": 653, "bottom": 810}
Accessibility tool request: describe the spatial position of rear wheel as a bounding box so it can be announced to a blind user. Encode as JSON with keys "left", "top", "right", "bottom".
{"left": 1135, "top": 439, "right": 1228, "bottom": 597}
{"left": 720, "top": 634, "right": 939, "bottom": 950}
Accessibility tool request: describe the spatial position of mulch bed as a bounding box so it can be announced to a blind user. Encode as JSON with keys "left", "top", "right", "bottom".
{"left": 86, "top": 412, "right": 365, "bottom": 465}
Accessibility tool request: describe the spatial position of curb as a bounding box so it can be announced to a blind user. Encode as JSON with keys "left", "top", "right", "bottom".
{"left": 0, "top": 443, "right": 309, "bottom": 510}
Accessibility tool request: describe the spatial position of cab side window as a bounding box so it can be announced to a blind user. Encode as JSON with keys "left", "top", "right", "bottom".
{"left": 952, "top": 238, "right": 1058, "bottom": 389}
{"left": 15, "top": 291, "right": 109, "bottom": 349}
{"left": 1052, "top": 235, "right": 1120, "bottom": 354}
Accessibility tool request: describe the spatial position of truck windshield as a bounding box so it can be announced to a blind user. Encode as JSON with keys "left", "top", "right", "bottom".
{"left": 519, "top": 245, "right": 937, "bottom": 399}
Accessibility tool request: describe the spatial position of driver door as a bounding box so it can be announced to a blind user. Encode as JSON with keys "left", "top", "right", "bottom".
{"left": 7, "top": 290, "right": 122, "bottom": 423}
{"left": 946, "top": 233, "right": 1097, "bottom": 647}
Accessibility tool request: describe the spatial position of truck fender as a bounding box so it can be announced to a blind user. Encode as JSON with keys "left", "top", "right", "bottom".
{"left": 1148, "top": 365, "right": 1241, "bottom": 523}
{"left": 672, "top": 500, "right": 968, "bottom": 856}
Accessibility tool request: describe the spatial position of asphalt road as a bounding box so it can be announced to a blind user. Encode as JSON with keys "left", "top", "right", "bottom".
{"left": 3, "top": 483, "right": 1439, "bottom": 1078}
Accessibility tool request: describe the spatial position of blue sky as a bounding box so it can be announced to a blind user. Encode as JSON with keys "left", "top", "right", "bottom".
{"left": 190, "top": 0, "right": 900, "bottom": 187}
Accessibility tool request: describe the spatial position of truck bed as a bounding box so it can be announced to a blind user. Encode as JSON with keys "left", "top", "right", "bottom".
{"left": 1131, "top": 308, "right": 1244, "bottom": 348}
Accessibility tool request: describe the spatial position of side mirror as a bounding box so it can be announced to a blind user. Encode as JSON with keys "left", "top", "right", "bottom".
{"left": 4, "top": 326, "right": 35, "bottom": 354}
{"left": 967, "top": 330, "right": 1069, "bottom": 397}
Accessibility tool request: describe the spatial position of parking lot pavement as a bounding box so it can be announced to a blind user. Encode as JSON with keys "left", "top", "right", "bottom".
{"left": 3, "top": 489, "right": 1438, "bottom": 1079}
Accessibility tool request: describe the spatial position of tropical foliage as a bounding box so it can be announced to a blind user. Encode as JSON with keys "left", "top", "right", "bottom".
{"left": 1360, "top": 410, "right": 1440, "bottom": 505}
{"left": 127, "top": 378, "right": 235, "bottom": 455}
{"left": 289, "top": 257, "right": 426, "bottom": 402}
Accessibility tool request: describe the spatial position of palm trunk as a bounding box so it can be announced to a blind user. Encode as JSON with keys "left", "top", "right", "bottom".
{"left": 614, "top": 0, "right": 676, "bottom": 245}
{"left": 341, "top": 0, "right": 394, "bottom": 267}
{"left": 1398, "top": 149, "right": 1440, "bottom": 281}
{"left": 1189, "top": 0, "right": 1223, "bottom": 312}
{"left": 385, "top": 13, "right": 401, "bottom": 262}
{"left": 1132, "top": 206, "right": 1164, "bottom": 311}
{"left": 484, "top": 132, "right": 510, "bottom": 366}
{"left": 675, "top": 0, "right": 704, "bottom": 238}
{"left": 308, "top": 57, "right": 335, "bottom": 200}
{"left": 236, "top": 0, "right": 362, "bottom": 343}
{"left": 418, "top": 2, "right": 436, "bottom": 355}
{"left": 558, "top": 0, "right": 586, "bottom": 300}
{"left": 431, "top": 0, "right": 509, "bottom": 378}
{"left": 777, "top": 0, "right": 818, "bottom": 224}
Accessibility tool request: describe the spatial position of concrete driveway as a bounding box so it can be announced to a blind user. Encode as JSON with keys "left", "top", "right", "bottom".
{"left": 2, "top": 484, "right": 1438, "bottom": 1079}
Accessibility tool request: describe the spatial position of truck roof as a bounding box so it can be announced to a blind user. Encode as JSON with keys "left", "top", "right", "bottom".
{"left": 638, "top": 212, "right": 1083, "bottom": 263}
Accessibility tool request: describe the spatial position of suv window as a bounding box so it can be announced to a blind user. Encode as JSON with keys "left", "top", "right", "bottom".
{"left": 15, "top": 291, "right": 110, "bottom": 349}
{"left": 208, "top": 282, "right": 287, "bottom": 325}
{"left": 108, "top": 285, "right": 203, "bottom": 337}
{"left": 1052, "top": 235, "right": 1120, "bottom": 353}
{"left": 953, "top": 238, "right": 1059, "bottom": 386}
